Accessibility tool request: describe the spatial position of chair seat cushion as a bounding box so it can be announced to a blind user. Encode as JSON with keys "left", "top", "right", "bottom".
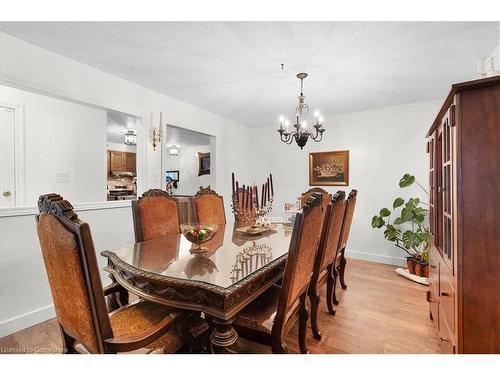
{"left": 234, "top": 285, "right": 281, "bottom": 334}
{"left": 109, "top": 300, "right": 184, "bottom": 353}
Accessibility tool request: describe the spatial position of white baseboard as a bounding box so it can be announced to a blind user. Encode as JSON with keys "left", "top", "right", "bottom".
{"left": 346, "top": 249, "right": 406, "bottom": 267}
{"left": 0, "top": 305, "right": 55, "bottom": 338}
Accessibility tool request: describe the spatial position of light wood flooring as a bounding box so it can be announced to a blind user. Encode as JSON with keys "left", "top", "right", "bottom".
{"left": 0, "top": 258, "right": 440, "bottom": 354}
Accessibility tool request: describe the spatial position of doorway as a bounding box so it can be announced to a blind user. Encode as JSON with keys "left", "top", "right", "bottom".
{"left": 0, "top": 105, "right": 17, "bottom": 207}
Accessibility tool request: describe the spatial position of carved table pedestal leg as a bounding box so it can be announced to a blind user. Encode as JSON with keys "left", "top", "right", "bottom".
{"left": 208, "top": 316, "right": 239, "bottom": 354}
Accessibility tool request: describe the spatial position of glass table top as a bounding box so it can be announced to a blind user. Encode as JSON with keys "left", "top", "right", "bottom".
{"left": 103, "top": 224, "right": 294, "bottom": 289}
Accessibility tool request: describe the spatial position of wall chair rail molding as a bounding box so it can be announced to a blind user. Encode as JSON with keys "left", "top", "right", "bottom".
{"left": 0, "top": 200, "right": 132, "bottom": 218}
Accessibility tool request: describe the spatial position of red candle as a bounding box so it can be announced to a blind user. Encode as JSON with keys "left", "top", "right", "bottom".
{"left": 242, "top": 184, "right": 246, "bottom": 209}
{"left": 255, "top": 185, "right": 259, "bottom": 209}
{"left": 235, "top": 181, "right": 239, "bottom": 207}
{"left": 261, "top": 183, "right": 265, "bottom": 207}
{"left": 267, "top": 178, "right": 270, "bottom": 201}
{"left": 270, "top": 173, "right": 274, "bottom": 196}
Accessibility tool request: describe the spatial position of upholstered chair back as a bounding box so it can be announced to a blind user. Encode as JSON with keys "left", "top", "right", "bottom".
{"left": 338, "top": 189, "right": 358, "bottom": 252}
{"left": 316, "top": 191, "right": 347, "bottom": 274}
{"left": 132, "top": 189, "right": 180, "bottom": 242}
{"left": 278, "top": 193, "right": 323, "bottom": 316}
{"left": 36, "top": 194, "right": 112, "bottom": 354}
{"left": 194, "top": 186, "right": 226, "bottom": 225}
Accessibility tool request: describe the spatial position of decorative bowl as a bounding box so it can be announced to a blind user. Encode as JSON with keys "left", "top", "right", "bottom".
{"left": 180, "top": 224, "right": 218, "bottom": 253}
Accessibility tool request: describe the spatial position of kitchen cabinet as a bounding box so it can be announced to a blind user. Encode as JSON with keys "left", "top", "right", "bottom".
{"left": 108, "top": 151, "right": 136, "bottom": 173}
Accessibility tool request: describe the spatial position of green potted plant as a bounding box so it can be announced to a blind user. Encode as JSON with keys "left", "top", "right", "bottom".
{"left": 371, "top": 173, "right": 431, "bottom": 277}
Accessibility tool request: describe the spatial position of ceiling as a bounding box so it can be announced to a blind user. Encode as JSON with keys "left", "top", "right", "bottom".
{"left": 166, "top": 125, "right": 212, "bottom": 148}
{"left": 1, "top": 22, "right": 498, "bottom": 127}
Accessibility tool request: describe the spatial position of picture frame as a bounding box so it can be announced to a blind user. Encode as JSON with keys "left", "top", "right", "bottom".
{"left": 165, "top": 170, "right": 180, "bottom": 182}
{"left": 309, "top": 150, "right": 349, "bottom": 186}
{"left": 198, "top": 152, "right": 210, "bottom": 176}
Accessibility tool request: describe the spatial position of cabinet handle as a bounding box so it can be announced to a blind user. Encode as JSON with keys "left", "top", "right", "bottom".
{"left": 440, "top": 337, "right": 449, "bottom": 342}
{"left": 441, "top": 291, "right": 450, "bottom": 297}
{"left": 430, "top": 264, "right": 437, "bottom": 269}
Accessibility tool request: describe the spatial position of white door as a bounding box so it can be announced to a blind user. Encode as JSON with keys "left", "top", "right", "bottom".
{"left": 0, "top": 105, "right": 16, "bottom": 207}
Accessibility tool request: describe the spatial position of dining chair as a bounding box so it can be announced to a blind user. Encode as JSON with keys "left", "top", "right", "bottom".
{"left": 308, "top": 191, "right": 347, "bottom": 340}
{"left": 332, "top": 189, "right": 358, "bottom": 303}
{"left": 233, "top": 193, "right": 324, "bottom": 354}
{"left": 132, "top": 189, "right": 181, "bottom": 242}
{"left": 36, "top": 193, "right": 204, "bottom": 354}
{"left": 194, "top": 185, "right": 226, "bottom": 225}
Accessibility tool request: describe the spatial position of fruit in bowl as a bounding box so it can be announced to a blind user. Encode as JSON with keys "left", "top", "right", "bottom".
{"left": 180, "top": 224, "right": 217, "bottom": 245}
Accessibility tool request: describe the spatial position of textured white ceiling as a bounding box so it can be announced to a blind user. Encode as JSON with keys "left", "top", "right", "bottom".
{"left": 1, "top": 22, "right": 499, "bottom": 127}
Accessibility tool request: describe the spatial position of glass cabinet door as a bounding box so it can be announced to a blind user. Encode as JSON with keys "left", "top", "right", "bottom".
{"left": 441, "top": 106, "right": 454, "bottom": 274}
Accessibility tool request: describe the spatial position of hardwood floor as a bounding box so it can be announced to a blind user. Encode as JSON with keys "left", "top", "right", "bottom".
{"left": 0, "top": 258, "right": 440, "bottom": 354}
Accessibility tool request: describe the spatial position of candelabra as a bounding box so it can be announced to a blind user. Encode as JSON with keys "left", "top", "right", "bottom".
{"left": 230, "top": 241, "right": 273, "bottom": 283}
{"left": 231, "top": 172, "right": 274, "bottom": 224}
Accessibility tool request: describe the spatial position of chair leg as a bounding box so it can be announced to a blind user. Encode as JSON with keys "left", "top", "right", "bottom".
{"left": 59, "top": 324, "right": 76, "bottom": 354}
{"left": 309, "top": 290, "right": 322, "bottom": 340}
{"left": 339, "top": 254, "right": 347, "bottom": 290}
{"left": 271, "top": 340, "right": 288, "bottom": 354}
{"left": 298, "top": 300, "right": 309, "bottom": 354}
{"left": 332, "top": 266, "right": 340, "bottom": 305}
{"left": 326, "top": 272, "right": 336, "bottom": 314}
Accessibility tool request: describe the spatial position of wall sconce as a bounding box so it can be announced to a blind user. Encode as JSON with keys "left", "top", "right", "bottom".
{"left": 169, "top": 145, "right": 179, "bottom": 156}
{"left": 152, "top": 112, "right": 163, "bottom": 151}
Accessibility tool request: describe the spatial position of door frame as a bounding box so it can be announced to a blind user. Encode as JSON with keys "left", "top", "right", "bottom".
{"left": 0, "top": 102, "right": 25, "bottom": 206}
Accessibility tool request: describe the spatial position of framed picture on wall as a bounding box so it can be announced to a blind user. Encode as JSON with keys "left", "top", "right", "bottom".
{"left": 309, "top": 150, "right": 349, "bottom": 186}
{"left": 165, "top": 170, "right": 180, "bottom": 182}
{"left": 198, "top": 152, "right": 210, "bottom": 176}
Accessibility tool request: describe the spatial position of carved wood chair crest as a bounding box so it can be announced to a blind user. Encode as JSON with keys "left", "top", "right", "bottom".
{"left": 38, "top": 193, "right": 79, "bottom": 222}
{"left": 195, "top": 185, "right": 221, "bottom": 197}
{"left": 301, "top": 192, "right": 324, "bottom": 216}
{"left": 139, "top": 188, "right": 174, "bottom": 200}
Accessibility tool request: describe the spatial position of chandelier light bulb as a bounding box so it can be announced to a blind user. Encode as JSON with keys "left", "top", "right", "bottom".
{"left": 301, "top": 120, "right": 307, "bottom": 128}
{"left": 319, "top": 116, "right": 324, "bottom": 123}
{"left": 314, "top": 110, "right": 320, "bottom": 118}
{"left": 284, "top": 119, "right": 290, "bottom": 128}
{"left": 279, "top": 115, "right": 284, "bottom": 124}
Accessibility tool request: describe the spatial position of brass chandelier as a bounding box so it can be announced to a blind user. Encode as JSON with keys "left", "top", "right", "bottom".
{"left": 277, "top": 73, "right": 325, "bottom": 149}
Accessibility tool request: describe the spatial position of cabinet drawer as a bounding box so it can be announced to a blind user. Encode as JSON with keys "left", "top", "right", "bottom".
{"left": 439, "top": 307, "right": 456, "bottom": 354}
{"left": 439, "top": 263, "right": 456, "bottom": 336}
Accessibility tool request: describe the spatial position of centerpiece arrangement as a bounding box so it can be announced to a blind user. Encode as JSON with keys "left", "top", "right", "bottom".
{"left": 180, "top": 224, "right": 218, "bottom": 254}
{"left": 231, "top": 172, "right": 274, "bottom": 225}
{"left": 371, "top": 173, "right": 431, "bottom": 278}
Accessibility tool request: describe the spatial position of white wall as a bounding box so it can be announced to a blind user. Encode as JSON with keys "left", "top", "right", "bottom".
{"left": 164, "top": 145, "right": 213, "bottom": 196}
{"left": 0, "top": 30, "right": 443, "bottom": 338}
{"left": 249, "top": 99, "right": 442, "bottom": 266}
{"left": 0, "top": 31, "right": 252, "bottom": 337}
{"left": 0, "top": 85, "right": 108, "bottom": 206}
{"left": 107, "top": 142, "right": 137, "bottom": 153}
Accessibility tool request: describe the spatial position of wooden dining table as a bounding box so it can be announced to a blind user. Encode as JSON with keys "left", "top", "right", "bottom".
{"left": 101, "top": 223, "right": 294, "bottom": 353}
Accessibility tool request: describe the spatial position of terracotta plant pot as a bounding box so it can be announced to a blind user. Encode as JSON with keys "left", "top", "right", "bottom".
{"left": 415, "top": 260, "right": 429, "bottom": 278}
{"left": 406, "top": 257, "right": 416, "bottom": 275}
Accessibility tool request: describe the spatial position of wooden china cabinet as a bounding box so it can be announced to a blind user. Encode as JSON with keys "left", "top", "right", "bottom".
{"left": 426, "top": 76, "right": 500, "bottom": 354}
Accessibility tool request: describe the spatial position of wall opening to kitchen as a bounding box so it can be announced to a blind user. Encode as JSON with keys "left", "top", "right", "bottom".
{"left": 164, "top": 125, "right": 215, "bottom": 196}
{"left": 106, "top": 110, "right": 138, "bottom": 201}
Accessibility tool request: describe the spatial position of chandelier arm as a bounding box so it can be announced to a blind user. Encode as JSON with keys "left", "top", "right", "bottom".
{"left": 280, "top": 133, "right": 292, "bottom": 143}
